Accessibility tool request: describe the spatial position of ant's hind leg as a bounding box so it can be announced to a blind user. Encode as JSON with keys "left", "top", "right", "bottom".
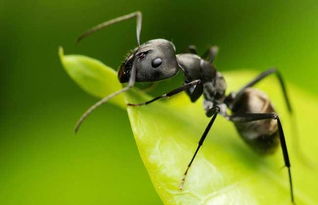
{"left": 230, "top": 68, "right": 312, "bottom": 166}
{"left": 233, "top": 68, "right": 292, "bottom": 113}
{"left": 229, "top": 112, "right": 295, "bottom": 204}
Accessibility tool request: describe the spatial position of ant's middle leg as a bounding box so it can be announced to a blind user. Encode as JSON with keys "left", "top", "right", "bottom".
{"left": 187, "top": 45, "right": 198, "bottom": 54}
{"left": 202, "top": 45, "right": 219, "bottom": 63}
{"left": 180, "top": 106, "right": 220, "bottom": 190}
{"left": 127, "top": 79, "right": 201, "bottom": 106}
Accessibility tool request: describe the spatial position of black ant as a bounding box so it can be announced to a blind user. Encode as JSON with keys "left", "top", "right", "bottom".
{"left": 75, "top": 11, "right": 295, "bottom": 203}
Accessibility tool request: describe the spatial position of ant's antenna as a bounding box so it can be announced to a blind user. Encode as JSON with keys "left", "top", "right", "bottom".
{"left": 74, "top": 64, "right": 137, "bottom": 133}
{"left": 77, "top": 11, "right": 142, "bottom": 45}
{"left": 74, "top": 11, "right": 143, "bottom": 133}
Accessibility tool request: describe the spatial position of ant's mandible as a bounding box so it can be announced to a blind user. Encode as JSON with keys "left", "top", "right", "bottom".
{"left": 75, "top": 11, "right": 295, "bottom": 203}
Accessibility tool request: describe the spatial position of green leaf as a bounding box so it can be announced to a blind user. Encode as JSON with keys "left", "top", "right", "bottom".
{"left": 59, "top": 48, "right": 318, "bottom": 205}
{"left": 59, "top": 47, "right": 125, "bottom": 108}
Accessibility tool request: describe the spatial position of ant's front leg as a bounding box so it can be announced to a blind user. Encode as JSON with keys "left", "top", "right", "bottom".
{"left": 127, "top": 80, "right": 201, "bottom": 106}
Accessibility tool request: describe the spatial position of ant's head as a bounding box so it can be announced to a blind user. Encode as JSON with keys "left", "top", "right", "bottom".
{"left": 74, "top": 12, "right": 181, "bottom": 133}
{"left": 77, "top": 12, "right": 179, "bottom": 84}
{"left": 118, "top": 39, "right": 179, "bottom": 83}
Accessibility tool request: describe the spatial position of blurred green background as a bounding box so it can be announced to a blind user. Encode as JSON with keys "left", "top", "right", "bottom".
{"left": 1, "top": 0, "right": 318, "bottom": 204}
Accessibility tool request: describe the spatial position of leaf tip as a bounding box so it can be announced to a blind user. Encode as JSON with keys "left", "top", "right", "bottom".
{"left": 58, "top": 46, "right": 64, "bottom": 58}
{"left": 58, "top": 46, "right": 66, "bottom": 68}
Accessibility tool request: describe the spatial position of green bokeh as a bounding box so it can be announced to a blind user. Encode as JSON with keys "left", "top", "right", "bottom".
{"left": 1, "top": 0, "right": 318, "bottom": 204}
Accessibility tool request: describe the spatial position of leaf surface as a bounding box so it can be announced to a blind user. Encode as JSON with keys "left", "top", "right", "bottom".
{"left": 60, "top": 48, "right": 318, "bottom": 205}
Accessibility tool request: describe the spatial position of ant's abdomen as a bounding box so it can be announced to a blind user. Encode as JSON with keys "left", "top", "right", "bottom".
{"left": 231, "top": 88, "right": 279, "bottom": 154}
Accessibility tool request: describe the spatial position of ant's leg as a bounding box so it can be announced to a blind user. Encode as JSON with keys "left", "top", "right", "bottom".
{"left": 231, "top": 69, "right": 313, "bottom": 167}
{"left": 127, "top": 79, "right": 201, "bottom": 106}
{"left": 234, "top": 68, "right": 292, "bottom": 113}
{"left": 229, "top": 113, "right": 295, "bottom": 204}
{"left": 187, "top": 45, "right": 198, "bottom": 54}
{"left": 202, "top": 45, "right": 219, "bottom": 63}
{"left": 180, "top": 107, "right": 220, "bottom": 190}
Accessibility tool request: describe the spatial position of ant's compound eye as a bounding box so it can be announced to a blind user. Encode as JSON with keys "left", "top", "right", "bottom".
{"left": 152, "top": 57, "right": 162, "bottom": 68}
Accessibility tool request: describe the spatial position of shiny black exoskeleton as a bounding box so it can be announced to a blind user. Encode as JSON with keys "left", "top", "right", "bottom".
{"left": 75, "top": 11, "right": 295, "bottom": 203}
